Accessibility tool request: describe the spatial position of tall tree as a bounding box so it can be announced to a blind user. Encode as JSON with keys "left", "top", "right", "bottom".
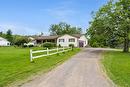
{"left": 0, "top": 31, "right": 2, "bottom": 35}
{"left": 6, "top": 29, "right": 13, "bottom": 43}
{"left": 87, "top": 0, "right": 130, "bottom": 52}
{"left": 114, "top": 0, "right": 130, "bottom": 52}
{"left": 0, "top": 31, "right": 6, "bottom": 38}
{"left": 49, "top": 22, "right": 82, "bottom": 35}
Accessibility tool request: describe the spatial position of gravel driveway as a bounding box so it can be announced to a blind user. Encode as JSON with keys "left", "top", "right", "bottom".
{"left": 21, "top": 48, "right": 115, "bottom": 87}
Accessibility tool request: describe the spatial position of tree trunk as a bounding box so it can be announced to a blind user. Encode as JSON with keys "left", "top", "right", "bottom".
{"left": 123, "top": 37, "right": 129, "bottom": 52}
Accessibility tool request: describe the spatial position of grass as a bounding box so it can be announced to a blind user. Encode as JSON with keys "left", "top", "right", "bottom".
{"left": 0, "top": 47, "right": 80, "bottom": 87}
{"left": 102, "top": 51, "right": 130, "bottom": 87}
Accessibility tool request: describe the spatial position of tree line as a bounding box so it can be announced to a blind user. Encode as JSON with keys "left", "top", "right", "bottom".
{"left": 87, "top": 0, "right": 130, "bottom": 52}
{"left": 49, "top": 22, "right": 82, "bottom": 35}
{"left": 0, "top": 22, "right": 82, "bottom": 47}
{"left": 0, "top": 29, "right": 29, "bottom": 46}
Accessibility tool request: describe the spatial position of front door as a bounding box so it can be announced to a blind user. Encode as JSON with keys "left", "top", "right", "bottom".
{"left": 79, "top": 40, "right": 84, "bottom": 47}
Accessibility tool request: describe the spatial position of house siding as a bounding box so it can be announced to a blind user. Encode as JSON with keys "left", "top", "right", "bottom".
{"left": 57, "top": 34, "right": 78, "bottom": 47}
{"left": 0, "top": 37, "right": 10, "bottom": 46}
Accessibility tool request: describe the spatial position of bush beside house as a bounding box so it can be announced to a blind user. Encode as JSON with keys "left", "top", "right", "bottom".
{"left": 42, "top": 42, "right": 56, "bottom": 49}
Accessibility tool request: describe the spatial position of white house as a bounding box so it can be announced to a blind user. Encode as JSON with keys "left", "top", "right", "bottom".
{"left": 25, "top": 37, "right": 37, "bottom": 46}
{"left": 0, "top": 37, "right": 10, "bottom": 46}
{"left": 57, "top": 34, "right": 88, "bottom": 47}
{"left": 35, "top": 34, "right": 88, "bottom": 47}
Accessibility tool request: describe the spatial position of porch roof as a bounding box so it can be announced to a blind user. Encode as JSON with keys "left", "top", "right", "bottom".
{"left": 35, "top": 35, "right": 59, "bottom": 40}
{"left": 35, "top": 34, "right": 84, "bottom": 40}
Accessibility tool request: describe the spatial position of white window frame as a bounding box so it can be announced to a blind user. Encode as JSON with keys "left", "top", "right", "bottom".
{"left": 69, "top": 38, "right": 75, "bottom": 42}
{"left": 59, "top": 39, "right": 64, "bottom": 42}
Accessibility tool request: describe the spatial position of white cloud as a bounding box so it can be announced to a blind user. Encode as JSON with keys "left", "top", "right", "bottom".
{"left": 0, "top": 23, "right": 39, "bottom": 35}
{"left": 44, "top": 8, "right": 76, "bottom": 21}
{"left": 41, "top": 1, "right": 76, "bottom": 21}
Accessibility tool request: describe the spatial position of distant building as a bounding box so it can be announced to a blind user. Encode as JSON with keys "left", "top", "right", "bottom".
{"left": 28, "top": 37, "right": 37, "bottom": 45}
{"left": 35, "top": 34, "right": 88, "bottom": 47}
{"left": 0, "top": 37, "right": 10, "bottom": 46}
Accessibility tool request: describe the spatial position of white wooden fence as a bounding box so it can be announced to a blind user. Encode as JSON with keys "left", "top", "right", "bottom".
{"left": 30, "top": 47, "right": 72, "bottom": 62}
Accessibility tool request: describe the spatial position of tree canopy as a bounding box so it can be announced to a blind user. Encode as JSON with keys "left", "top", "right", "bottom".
{"left": 87, "top": 0, "right": 130, "bottom": 52}
{"left": 6, "top": 29, "right": 13, "bottom": 43}
{"left": 49, "top": 22, "right": 82, "bottom": 35}
{"left": 0, "top": 30, "right": 29, "bottom": 46}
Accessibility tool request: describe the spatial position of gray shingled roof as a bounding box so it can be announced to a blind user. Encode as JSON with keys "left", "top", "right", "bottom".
{"left": 35, "top": 35, "right": 59, "bottom": 40}
{"left": 35, "top": 34, "right": 84, "bottom": 40}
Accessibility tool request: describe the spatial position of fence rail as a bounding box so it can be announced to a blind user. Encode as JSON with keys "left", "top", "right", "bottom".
{"left": 30, "top": 47, "right": 72, "bottom": 62}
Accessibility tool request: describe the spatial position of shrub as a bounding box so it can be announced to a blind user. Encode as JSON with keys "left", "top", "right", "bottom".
{"left": 69, "top": 44, "right": 74, "bottom": 48}
{"left": 58, "top": 44, "right": 61, "bottom": 47}
{"left": 69, "top": 44, "right": 74, "bottom": 51}
{"left": 14, "top": 37, "right": 29, "bottom": 47}
{"left": 42, "top": 42, "right": 56, "bottom": 49}
{"left": 28, "top": 45, "right": 34, "bottom": 48}
{"left": 52, "top": 43, "right": 57, "bottom": 47}
{"left": 22, "top": 44, "right": 27, "bottom": 48}
{"left": 90, "top": 42, "right": 99, "bottom": 47}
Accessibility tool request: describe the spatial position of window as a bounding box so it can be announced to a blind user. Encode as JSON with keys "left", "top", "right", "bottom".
{"left": 7, "top": 43, "right": 10, "bottom": 45}
{"left": 69, "top": 38, "right": 75, "bottom": 42}
{"left": 59, "top": 39, "right": 64, "bottom": 42}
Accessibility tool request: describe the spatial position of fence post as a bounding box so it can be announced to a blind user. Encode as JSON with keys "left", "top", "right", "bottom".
{"left": 57, "top": 47, "right": 59, "bottom": 55}
{"left": 63, "top": 46, "right": 64, "bottom": 51}
{"left": 71, "top": 46, "right": 73, "bottom": 51}
{"left": 63, "top": 46, "right": 65, "bottom": 53}
{"left": 68, "top": 47, "right": 70, "bottom": 51}
{"left": 30, "top": 49, "right": 33, "bottom": 62}
{"left": 57, "top": 47, "right": 59, "bottom": 53}
{"left": 47, "top": 48, "right": 49, "bottom": 55}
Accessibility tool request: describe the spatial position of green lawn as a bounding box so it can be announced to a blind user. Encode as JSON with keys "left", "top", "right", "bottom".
{"left": 102, "top": 51, "right": 130, "bottom": 87}
{"left": 0, "top": 47, "right": 80, "bottom": 87}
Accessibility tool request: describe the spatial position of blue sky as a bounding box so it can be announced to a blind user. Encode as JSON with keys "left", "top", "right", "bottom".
{"left": 0, "top": 0, "right": 107, "bottom": 35}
